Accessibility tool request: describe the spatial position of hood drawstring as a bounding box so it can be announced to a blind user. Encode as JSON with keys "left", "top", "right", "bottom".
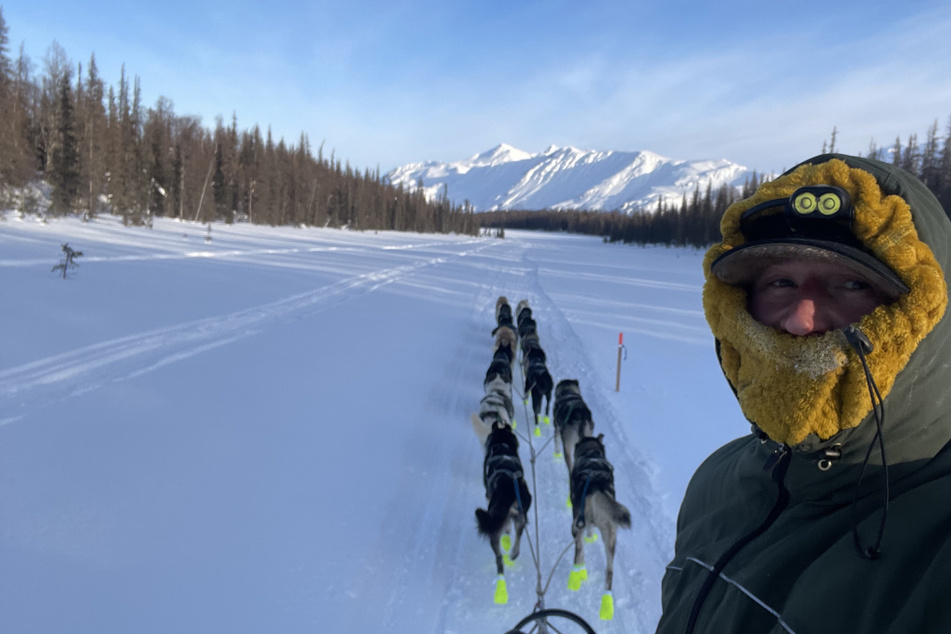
{"left": 842, "top": 325, "right": 889, "bottom": 560}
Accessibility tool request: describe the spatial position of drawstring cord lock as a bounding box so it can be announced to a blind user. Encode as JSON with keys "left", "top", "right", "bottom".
{"left": 818, "top": 444, "right": 842, "bottom": 472}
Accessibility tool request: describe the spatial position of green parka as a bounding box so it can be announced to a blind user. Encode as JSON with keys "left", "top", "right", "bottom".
{"left": 656, "top": 155, "right": 951, "bottom": 634}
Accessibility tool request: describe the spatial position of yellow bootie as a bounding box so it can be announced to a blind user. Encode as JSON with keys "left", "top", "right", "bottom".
{"left": 501, "top": 534, "right": 511, "bottom": 552}
{"left": 494, "top": 575, "right": 508, "bottom": 604}
{"left": 568, "top": 564, "right": 587, "bottom": 591}
{"left": 534, "top": 425, "right": 542, "bottom": 437}
{"left": 599, "top": 592, "right": 614, "bottom": 620}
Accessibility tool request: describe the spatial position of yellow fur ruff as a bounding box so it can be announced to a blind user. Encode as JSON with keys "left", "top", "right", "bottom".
{"left": 703, "top": 160, "right": 947, "bottom": 445}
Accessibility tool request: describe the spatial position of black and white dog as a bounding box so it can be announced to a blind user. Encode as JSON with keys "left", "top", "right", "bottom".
{"left": 519, "top": 332, "right": 541, "bottom": 360}
{"left": 480, "top": 374, "right": 515, "bottom": 427}
{"left": 568, "top": 434, "right": 631, "bottom": 610}
{"left": 517, "top": 315, "right": 537, "bottom": 341}
{"left": 552, "top": 379, "right": 595, "bottom": 475}
{"left": 523, "top": 352, "right": 553, "bottom": 429}
{"left": 473, "top": 421, "right": 533, "bottom": 578}
{"left": 484, "top": 355, "right": 513, "bottom": 387}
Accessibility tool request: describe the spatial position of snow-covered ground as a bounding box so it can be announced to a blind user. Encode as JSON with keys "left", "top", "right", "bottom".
{"left": 0, "top": 214, "right": 746, "bottom": 633}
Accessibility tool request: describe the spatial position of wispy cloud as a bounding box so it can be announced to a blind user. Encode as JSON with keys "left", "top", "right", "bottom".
{"left": 6, "top": 0, "right": 951, "bottom": 174}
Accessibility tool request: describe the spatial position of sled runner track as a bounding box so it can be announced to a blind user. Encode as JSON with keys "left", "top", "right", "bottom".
{"left": 0, "top": 227, "right": 487, "bottom": 268}
{"left": 0, "top": 241, "right": 496, "bottom": 425}
{"left": 330, "top": 237, "right": 533, "bottom": 632}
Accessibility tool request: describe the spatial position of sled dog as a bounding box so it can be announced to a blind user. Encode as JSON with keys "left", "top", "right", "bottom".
{"left": 523, "top": 356, "right": 553, "bottom": 428}
{"left": 493, "top": 336, "right": 517, "bottom": 374}
{"left": 492, "top": 323, "right": 519, "bottom": 356}
{"left": 482, "top": 375, "right": 515, "bottom": 424}
{"left": 495, "top": 297, "right": 515, "bottom": 333}
{"left": 569, "top": 434, "right": 631, "bottom": 596}
{"left": 475, "top": 422, "right": 532, "bottom": 576}
{"left": 517, "top": 315, "right": 537, "bottom": 341}
{"left": 520, "top": 332, "right": 542, "bottom": 359}
{"left": 484, "top": 355, "right": 513, "bottom": 388}
{"left": 515, "top": 300, "right": 532, "bottom": 325}
{"left": 552, "top": 379, "right": 595, "bottom": 475}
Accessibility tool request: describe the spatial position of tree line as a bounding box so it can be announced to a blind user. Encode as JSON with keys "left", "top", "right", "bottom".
{"left": 482, "top": 124, "right": 951, "bottom": 248}
{"left": 0, "top": 10, "right": 478, "bottom": 235}
{"left": 479, "top": 173, "right": 769, "bottom": 248}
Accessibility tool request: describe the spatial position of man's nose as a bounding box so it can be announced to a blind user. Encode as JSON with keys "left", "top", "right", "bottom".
{"left": 783, "top": 297, "right": 825, "bottom": 335}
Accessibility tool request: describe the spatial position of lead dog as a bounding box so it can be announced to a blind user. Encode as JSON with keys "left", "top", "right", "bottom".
{"left": 515, "top": 300, "right": 532, "bottom": 326}
{"left": 568, "top": 434, "right": 631, "bottom": 616}
{"left": 473, "top": 421, "right": 533, "bottom": 579}
{"left": 552, "top": 379, "right": 594, "bottom": 475}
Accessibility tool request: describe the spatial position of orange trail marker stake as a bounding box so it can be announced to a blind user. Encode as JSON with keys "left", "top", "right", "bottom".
{"left": 615, "top": 332, "right": 624, "bottom": 392}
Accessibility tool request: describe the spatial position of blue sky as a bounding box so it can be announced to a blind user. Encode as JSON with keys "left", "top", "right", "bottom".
{"left": 5, "top": 0, "right": 951, "bottom": 176}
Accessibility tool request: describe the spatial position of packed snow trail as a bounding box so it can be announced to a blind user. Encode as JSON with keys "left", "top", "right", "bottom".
{"left": 0, "top": 216, "right": 745, "bottom": 633}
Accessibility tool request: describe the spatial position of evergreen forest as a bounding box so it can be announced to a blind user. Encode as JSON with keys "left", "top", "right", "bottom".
{"left": 0, "top": 10, "right": 478, "bottom": 235}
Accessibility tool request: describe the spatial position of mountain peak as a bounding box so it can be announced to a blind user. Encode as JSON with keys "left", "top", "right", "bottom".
{"left": 469, "top": 143, "right": 533, "bottom": 166}
{"left": 386, "top": 145, "right": 749, "bottom": 213}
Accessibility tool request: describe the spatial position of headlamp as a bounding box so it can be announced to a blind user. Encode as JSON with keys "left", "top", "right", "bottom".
{"left": 738, "top": 185, "right": 855, "bottom": 245}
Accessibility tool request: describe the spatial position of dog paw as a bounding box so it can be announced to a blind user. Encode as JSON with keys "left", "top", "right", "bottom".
{"left": 599, "top": 592, "right": 614, "bottom": 620}
{"left": 568, "top": 565, "right": 587, "bottom": 591}
{"left": 494, "top": 575, "right": 508, "bottom": 604}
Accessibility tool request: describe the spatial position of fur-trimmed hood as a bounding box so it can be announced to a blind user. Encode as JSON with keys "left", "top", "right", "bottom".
{"left": 703, "top": 154, "right": 949, "bottom": 453}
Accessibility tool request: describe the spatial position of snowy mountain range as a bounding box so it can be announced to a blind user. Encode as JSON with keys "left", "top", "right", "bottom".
{"left": 385, "top": 144, "right": 751, "bottom": 213}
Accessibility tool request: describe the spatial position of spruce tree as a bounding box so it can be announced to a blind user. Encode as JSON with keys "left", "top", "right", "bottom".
{"left": 49, "top": 70, "right": 80, "bottom": 214}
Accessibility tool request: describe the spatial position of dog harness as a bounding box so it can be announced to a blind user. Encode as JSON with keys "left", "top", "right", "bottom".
{"left": 572, "top": 453, "right": 616, "bottom": 528}
{"left": 484, "top": 445, "right": 524, "bottom": 498}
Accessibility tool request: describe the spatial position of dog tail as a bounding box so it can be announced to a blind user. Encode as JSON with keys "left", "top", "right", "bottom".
{"left": 611, "top": 498, "right": 632, "bottom": 529}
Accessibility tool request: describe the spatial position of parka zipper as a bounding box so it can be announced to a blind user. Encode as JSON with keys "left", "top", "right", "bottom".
{"left": 684, "top": 444, "right": 792, "bottom": 634}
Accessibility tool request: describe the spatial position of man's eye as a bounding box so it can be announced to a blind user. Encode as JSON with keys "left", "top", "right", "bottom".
{"left": 844, "top": 280, "right": 871, "bottom": 291}
{"left": 768, "top": 278, "right": 796, "bottom": 288}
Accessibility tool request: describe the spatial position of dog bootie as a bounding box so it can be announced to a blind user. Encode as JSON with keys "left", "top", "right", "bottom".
{"left": 543, "top": 415, "right": 551, "bottom": 425}
{"left": 568, "top": 564, "right": 587, "bottom": 591}
{"left": 501, "top": 534, "right": 512, "bottom": 552}
{"left": 494, "top": 575, "right": 508, "bottom": 604}
{"left": 585, "top": 531, "right": 598, "bottom": 543}
{"left": 599, "top": 592, "right": 614, "bottom": 620}
{"left": 534, "top": 425, "right": 542, "bottom": 437}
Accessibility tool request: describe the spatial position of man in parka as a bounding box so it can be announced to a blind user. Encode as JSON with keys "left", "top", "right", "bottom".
{"left": 656, "top": 153, "right": 951, "bottom": 633}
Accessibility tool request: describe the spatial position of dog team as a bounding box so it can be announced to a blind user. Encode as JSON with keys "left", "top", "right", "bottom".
{"left": 471, "top": 296, "right": 631, "bottom": 620}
